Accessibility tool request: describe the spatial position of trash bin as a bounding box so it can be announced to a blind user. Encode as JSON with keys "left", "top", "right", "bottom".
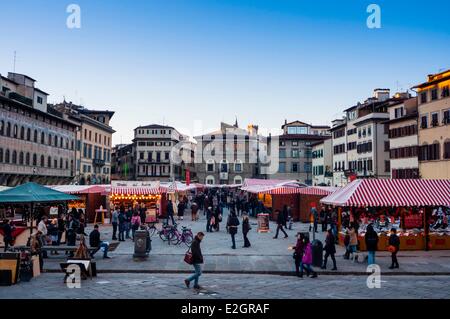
{"left": 311, "top": 239, "right": 323, "bottom": 267}
{"left": 133, "top": 230, "right": 149, "bottom": 259}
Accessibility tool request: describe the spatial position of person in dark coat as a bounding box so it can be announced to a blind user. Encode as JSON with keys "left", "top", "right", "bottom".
{"left": 365, "top": 224, "right": 379, "bottom": 265}
{"left": 89, "top": 224, "right": 110, "bottom": 259}
{"left": 184, "top": 232, "right": 205, "bottom": 289}
{"left": 322, "top": 229, "right": 337, "bottom": 270}
{"left": 205, "top": 207, "right": 213, "bottom": 232}
{"left": 2, "top": 219, "right": 14, "bottom": 252}
{"left": 242, "top": 214, "right": 251, "bottom": 248}
{"left": 273, "top": 210, "right": 288, "bottom": 239}
{"left": 213, "top": 206, "right": 221, "bottom": 232}
{"left": 227, "top": 211, "right": 240, "bottom": 249}
{"left": 177, "top": 201, "right": 186, "bottom": 221}
{"left": 125, "top": 207, "right": 133, "bottom": 238}
{"left": 320, "top": 206, "right": 327, "bottom": 232}
{"left": 292, "top": 232, "right": 305, "bottom": 277}
{"left": 388, "top": 228, "right": 400, "bottom": 269}
{"left": 282, "top": 205, "right": 289, "bottom": 228}
{"left": 191, "top": 202, "right": 199, "bottom": 221}
{"left": 139, "top": 205, "right": 147, "bottom": 224}
{"left": 166, "top": 200, "right": 175, "bottom": 225}
{"left": 118, "top": 209, "right": 126, "bottom": 242}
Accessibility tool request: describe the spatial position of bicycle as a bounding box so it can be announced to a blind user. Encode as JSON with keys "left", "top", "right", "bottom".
{"left": 172, "top": 226, "right": 193, "bottom": 246}
{"left": 159, "top": 223, "right": 177, "bottom": 244}
{"left": 147, "top": 222, "right": 158, "bottom": 237}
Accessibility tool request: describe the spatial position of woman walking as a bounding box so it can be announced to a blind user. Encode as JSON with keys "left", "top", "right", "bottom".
{"left": 365, "top": 224, "right": 379, "bottom": 265}
{"left": 131, "top": 211, "right": 141, "bottom": 241}
{"left": 322, "top": 229, "right": 337, "bottom": 270}
{"left": 184, "top": 232, "right": 205, "bottom": 290}
{"left": 300, "top": 237, "right": 317, "bottom": 278}
{"left": 242, "top": 214, "right": 251, "bottom": 248}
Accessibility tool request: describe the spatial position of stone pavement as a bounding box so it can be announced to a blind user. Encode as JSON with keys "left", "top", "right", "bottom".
{"left": 40, "top": 208, "right": 450, "bottom": 275}
{"left": 1, "top": 273, "right": 449, "bottom": 299}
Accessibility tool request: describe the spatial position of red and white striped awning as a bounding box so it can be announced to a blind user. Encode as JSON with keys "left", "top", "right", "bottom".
{"left": 110, "top": 186, "right": 161, "bottom": 195}
{"left": 242, "top": 178, "right": 298, "bottom": 187}
{"left": 320, "top": 179, "right": 450, "bottom": 207}
{"left": 47, "top": 185, "right": 107, "bottom": 194}
{"left": 242, "top": 185, "right": 338, "bottom": 195}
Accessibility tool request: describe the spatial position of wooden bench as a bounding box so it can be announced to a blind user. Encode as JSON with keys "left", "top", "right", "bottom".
{"left": 42, "top": 246, "right": 98, "bottom": 253}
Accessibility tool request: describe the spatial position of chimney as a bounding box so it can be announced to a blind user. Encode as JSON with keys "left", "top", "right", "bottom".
{"left": 373, "top": 88, "right": 390, "bottom": 102}
{"left": 285, "top": 119, "right": 288, "bottom": 125}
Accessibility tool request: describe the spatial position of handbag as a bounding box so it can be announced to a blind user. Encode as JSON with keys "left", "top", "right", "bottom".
{"left": 387, "top": 245, "right": 396, "bottom": 253}
{"left": 184, "top": 248, "right": 193, "bottom": 265}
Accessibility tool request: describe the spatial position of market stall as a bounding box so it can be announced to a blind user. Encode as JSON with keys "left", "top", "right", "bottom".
{"left": 320, "top": 179, "right": 450, "bottom": 251}
{"left": 47, "top": 185, "right": 108, "bottom": 223}
{"left": 109, "top": 181, "right": 162, "bottom": 222}
{"left": 241, "top": 179, "right": 338, "bottom": 221}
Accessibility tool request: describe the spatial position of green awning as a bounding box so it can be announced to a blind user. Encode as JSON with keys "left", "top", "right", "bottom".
{"left": 0, "top": 182, "right": 80, "bottom": 203}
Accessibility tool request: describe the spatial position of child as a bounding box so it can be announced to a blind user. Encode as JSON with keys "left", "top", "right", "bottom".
{"left": 388, "top": 228, "right": 400, "bottom": 269}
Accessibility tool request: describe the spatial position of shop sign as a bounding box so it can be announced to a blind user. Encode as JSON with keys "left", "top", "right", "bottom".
{"left": 111, "top": 181, "right": 160, "bottom": 188}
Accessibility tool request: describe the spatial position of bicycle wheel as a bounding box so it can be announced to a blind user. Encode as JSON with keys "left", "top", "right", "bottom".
{"left": 149, "top": 226, "right": 157, "bottom": 237}
{"left": 169, "top": 230, "right": 181, "bottom": 245}
{"left": 183, "top": 233, "right": 193, "bottom": 246}
{"left": 159, "top": 229, "right": 169, "bottom": 241}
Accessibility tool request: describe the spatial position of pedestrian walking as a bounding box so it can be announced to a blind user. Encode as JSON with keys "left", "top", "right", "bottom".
{"left": 242, "top": 214, "right": 251, "bottom": 248}
{"left": 322, "top": 229, "right": 337, "bottom": 270}
{"left": 178, "top": 201, "right": 186, "bottom": 221}
{"left": 185, "top": 232, "right": 205, "bottom": 290}
{"left": 309, "top": 206, "right": 319, "bottom": 233}
{"left": 166, "top": 200, "right": 176, "bottom": 225}
{"left": 282, "top": 205, "right": 289, "bottom": 228}
{"left": 300, "top": 237, "right": 317, "bottom": 278}
{"left": 227, "top": 211, "right": 240, "bottom": 249}
{"left": 273, "top": 210, "right": 288, "bottom": 239}
{"left": 213, "top": 206, "right": 221, "bottom": 232}
{"left": 388, "top": 228, "right": 400, "bottom": 269}
{"left": 365, "top": 224, "right": 379, "bottom": 265}
{"left": 111, "top": 207, "right": 119, "bottom": 240}
{"left": 191, "top": 202, "right": 199, "bottom": 221}
{"left": 292, "top": 232, "right": 305, "bottom": 277}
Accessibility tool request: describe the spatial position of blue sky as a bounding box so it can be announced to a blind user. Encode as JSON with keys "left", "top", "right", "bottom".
{"left": 1, "top": 0, "right": 449, "bottom": 144}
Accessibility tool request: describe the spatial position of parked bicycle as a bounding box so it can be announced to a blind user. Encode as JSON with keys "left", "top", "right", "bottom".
{"left": 173, "top": 226, "right": 193, "bottom": 246}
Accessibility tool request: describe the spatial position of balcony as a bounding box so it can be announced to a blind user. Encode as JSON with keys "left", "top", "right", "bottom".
{"left": 93, "top": 159, "right": 106, "bottom": 166}
{"left": 8, "top": 92, "right": 33, "bottom": 107}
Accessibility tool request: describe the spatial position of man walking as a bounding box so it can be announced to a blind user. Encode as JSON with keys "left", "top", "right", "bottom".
{"left": 166, "top": 199, "right": 176, "bottom": 225}
{"left": 185, "top": 232, "right": 205, "bottom": 290}
{"left": 227, "top": 211, "right": 240, "bottom": 249}
{"left": 273, "top": 209, "right": 288, "bottom": 239}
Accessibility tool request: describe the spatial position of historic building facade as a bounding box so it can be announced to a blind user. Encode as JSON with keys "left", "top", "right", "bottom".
{"left": 312, "top": 137, "right": 333, "bottom": 186}
{"left": 413, "top": 69, "right": 450, "bottom": 179}
{"left": 0, "top": 73, "right": 77, "bottom": 186}
{"left": 53, "top": 101, "right": 115, "bottom": 185}
{"left": 270, "top": 120, "right": 330, "bottom": 184}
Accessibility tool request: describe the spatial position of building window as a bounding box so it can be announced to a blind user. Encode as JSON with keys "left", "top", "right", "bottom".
{"left": 287, "top": 126, "right": 308, "bottom": 135}
{"left": 279, "top": 141, "right": 285, "bottom": 147}
{"left": 420, "top": 92, "right": 427, "bottom": 104}
{"left": 292, "top": 162, "right": 299, "bottom": 173}
{"left": 234, "top": 161, "right": 242, "bottom": 172}
{"left": 220, "top": 161, "right": 229, "bottom": 173}
{"left": 19, "top": 152, "right": 24, "bottom": 165}
{"left": 20, "top": 126, "right": 24, "bottom": 139}
{"left": 233, "top": 176, "right": 242, "bottom": 185}
{"left": 12, "top": 151, "right": 17, "bottom": 164}
{"left": 41, "top": 132, "right": 45, "bottom": 144}
{"left": 420, "top": 115, "right": 428, "bottom": 129}
{"left": 292, "top": 141, "right": 298, "bottom": 146}
{"left": 48, "top": 156, "right": 51, "bottom": 167}
{"left": 206, "top": 160, "right": 215, "bottom": 172}
{"left": 291, "top": 149, "right": 299, "bottom": 158}
{"left": 165, "top": 152, "right": 170, "bottom": 160}
{"left": 431, "top": 88, "right": 438, "bottom": 101}
{"left": 26, "top": 153, "right": 30, "bottom": 165}
{"left": 33, "top": 154, "right": 37, "bottom": 166}
{"left": 443, "top": 110, "right": 450, "bottom": 125}
{"left": 444, "top": 140, "right": 450, "bottom": 159}
{"left": 0, "top": 121, "right": 3, "bottom": 135}
{"left": 139, "top": 152, "right": 144, "bottom": 160}
{"left": 206, "top": 176, "right": 215, "bottom": 185}
{"left": 279, "top": 162, "right": 286, "bottom": 173}
{"left": 5, "top": 122, "right": 10, "bottom": 137}
{"left": 431, "top": 112, "right": 439, "bottom": 127}
{"left": 37, "top": 96, "right": 43, "bottom": 104}
{"left": 279, "top": 149, "right": 286, "bottom": 158}
{"left": 33, "top": 130, "right": 37, "bottom": 143}
{"left": 40, "top": 155, "right": 44, "bottom": 167}
{"left": 5, "top": 149, "right": 10, "bottom": 163}
{"left": 394, "top": 107, "right": 404, "bottom": 119}
{"left": 384, "top": 160, "right": 390, "bottom": 173}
